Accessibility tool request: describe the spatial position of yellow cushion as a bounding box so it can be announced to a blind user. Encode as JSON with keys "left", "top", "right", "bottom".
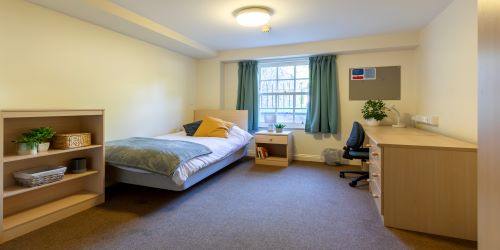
{"left": 194, "top": 116, "right": 234, "bottom": 138}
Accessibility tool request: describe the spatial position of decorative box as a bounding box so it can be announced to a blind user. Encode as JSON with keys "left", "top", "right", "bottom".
{"left": 52, "top": 133, "right": 91, "bottom": 149}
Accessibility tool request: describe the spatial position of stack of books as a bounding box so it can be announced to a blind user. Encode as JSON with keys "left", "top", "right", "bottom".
{"left": 256, "top": 146, "right": 269, "bottom": 159}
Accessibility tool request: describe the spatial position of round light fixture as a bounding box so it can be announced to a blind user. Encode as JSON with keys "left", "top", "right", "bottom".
{"left": 234, "top": 7, "right": 272, "bottom": 27}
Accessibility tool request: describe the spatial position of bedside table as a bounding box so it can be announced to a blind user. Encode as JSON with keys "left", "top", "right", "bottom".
{"left": 255, "top": 130, "right": 293, "bottom": 167}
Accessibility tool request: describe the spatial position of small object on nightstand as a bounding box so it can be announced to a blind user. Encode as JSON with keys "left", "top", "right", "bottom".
{"left": 267, "top": 124, "right": 274, "bottom": 132}
{"left": 255, "top": 130, "right": 293, "bottom": 167}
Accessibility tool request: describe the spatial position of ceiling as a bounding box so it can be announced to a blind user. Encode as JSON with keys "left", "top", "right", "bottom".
{"left": 29, "top": 0, "right": 454, "bottom": 58}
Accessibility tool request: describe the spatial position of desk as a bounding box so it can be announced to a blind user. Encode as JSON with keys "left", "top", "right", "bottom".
{"left": 365, "top": 126, "right": 477, "bottom": 241}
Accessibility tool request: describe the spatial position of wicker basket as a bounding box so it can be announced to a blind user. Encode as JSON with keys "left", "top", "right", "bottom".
{"left": 52, "top": 133, "right": 91, "bottom": 149}
{"left": 13, "top": 166, "right": 67, "bottom": 187}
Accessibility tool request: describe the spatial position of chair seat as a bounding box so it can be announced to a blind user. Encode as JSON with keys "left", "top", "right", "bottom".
{"left": 349, "top": 150, "right": 369, "bottom": 158}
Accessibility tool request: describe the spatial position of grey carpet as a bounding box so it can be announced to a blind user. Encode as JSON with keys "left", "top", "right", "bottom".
{"left": 1, "top": 159, "right": 476, "bottom": 250}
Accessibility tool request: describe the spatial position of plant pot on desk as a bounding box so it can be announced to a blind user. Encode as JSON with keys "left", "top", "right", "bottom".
{"left": 364, "top": 118, "right": 381, "bottom": 127}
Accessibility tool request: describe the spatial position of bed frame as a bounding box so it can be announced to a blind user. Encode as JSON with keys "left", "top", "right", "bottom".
{"left": 106, "top": 110, "right": 249, "bottom": 191}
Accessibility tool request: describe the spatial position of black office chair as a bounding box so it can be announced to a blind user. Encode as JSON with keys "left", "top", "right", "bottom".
{"left": 339, "top": 122, "right": 369, "bottom": 187}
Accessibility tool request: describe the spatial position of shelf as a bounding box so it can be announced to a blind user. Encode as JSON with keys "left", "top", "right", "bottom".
{"left": 257, "top": 156, "right": 288, "bottom": 162}
{"left": 3, "top": 145, "right": 102, "bottom": 163}
{"left": 3, "top": 191, "right": 100, "bottom": 231}
{"left": 3, "top": 170, "right": 99, "bottom": 198}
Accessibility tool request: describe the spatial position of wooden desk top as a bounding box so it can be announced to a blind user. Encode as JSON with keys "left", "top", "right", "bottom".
{"left": 364, "top": 126, "right": 477, "bottom": 151}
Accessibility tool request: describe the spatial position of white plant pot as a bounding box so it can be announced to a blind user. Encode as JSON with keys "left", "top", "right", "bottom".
{"left": 18, "top": 143, "right": 37, "bottom": 155}
{"left": 275, "top": 128, "right": 283, "bottom": 133}
{"left": 365, "top": 118, "right": 381, "bottom": 127}
{"left": 37, "top": 142, "right": 50, "bottom": 152}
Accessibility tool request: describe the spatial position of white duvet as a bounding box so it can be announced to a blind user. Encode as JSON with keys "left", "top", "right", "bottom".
{"left": 115, "top": 126, "right": 253, "bottom": 185}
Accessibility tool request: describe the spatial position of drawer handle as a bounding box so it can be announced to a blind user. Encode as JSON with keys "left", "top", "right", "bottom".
{"left": 269, "top": 138, "right": 272, "bottom": 142}
{"left": 372, "top": 173, "right": 380, "bottom": 177}
{"left": 365, "top": 144, "right": 372, "bottom": 147}
{"left": 372, "top": 194, "right": 380, "bottom": 198}
{"left": 371, "top": 152, "right": 379, "bottom": 156}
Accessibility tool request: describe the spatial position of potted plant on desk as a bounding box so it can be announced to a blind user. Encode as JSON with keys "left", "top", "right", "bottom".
{"left": 361, "top": 99, "right": 387, "bottom": 126}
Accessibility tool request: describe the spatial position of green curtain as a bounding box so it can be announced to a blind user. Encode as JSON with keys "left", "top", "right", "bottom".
{"left": 236, "top": 60, "right": 259, "bottom": 131}
{"left": 305, "top": 55, "right": 338, "bottom": 133}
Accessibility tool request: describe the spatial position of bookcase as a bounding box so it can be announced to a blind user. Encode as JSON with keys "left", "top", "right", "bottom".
{"left": 0, "top": 110, "right": 105, "bottom": 243}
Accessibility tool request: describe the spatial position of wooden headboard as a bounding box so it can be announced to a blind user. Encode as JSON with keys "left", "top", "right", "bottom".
{"left": 194, "top": 110, "right": 248, "bottom": 131}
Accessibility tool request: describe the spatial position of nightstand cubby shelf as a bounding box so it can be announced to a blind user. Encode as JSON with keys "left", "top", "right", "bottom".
{"left": 0, "top": 110, "right": 105, "bottom": 243}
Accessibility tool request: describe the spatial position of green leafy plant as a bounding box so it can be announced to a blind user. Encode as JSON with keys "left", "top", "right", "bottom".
{"left": 13, "top": 127, "right": 55, "bottom": 149}
{"left": 361, "top": 99, "right": 387, "bottom": 121}
{"left": 274, "top": 123, "right": 286, "bottom": 129}
{"left": 13, "top": 134, "right": 39, "bottom": 149}
{"left": 30, "top": 127, "right": 56, "bottom": 143}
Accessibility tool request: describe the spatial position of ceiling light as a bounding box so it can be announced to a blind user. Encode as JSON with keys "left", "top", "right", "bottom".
{"left": 234, "top": 7, "right": 272, "bottom": 27}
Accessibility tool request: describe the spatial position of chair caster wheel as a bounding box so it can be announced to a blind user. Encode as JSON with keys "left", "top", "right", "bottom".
{"left": 349, "top": 181, "right": 357, "bottom": 187}
{"left": 340, "top": 173, "right": 345, "bottom": 178}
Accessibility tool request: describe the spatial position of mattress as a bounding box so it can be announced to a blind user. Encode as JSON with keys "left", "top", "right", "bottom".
{"left": 110, "top": 126, "right": 253, "bottom": 185}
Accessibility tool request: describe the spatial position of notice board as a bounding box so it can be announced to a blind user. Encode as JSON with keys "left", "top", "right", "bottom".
{"left": 349, "top": 66, "right": 401, "bottom": 100}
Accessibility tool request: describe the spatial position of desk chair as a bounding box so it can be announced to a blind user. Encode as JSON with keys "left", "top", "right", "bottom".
{"left": 339, "top": 122, "right": 369, "bottom": 187}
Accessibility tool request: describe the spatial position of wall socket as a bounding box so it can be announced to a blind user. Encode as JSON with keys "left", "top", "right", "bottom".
{"left": 411, "top": 115, "right": 439, "bottom": 126}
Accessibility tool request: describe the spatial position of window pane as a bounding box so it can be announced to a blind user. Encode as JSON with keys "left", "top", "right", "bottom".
{"left": 278, "top": 66, "right": 294, "bottom": 79}
{"left": 294, "top": 113, "right": 307, "bottom": 124}
{"left": 258, "top": 61, "right": 309, "bottom": 127}
{"left": 277, "top": 94, "right": 294, "bottom": 109}
{"left": 296, "top": 65, "right": 309, "bottom": 78}
{"left": 296, "top": 79, "right": 309, "bottom": 93}
{"left": 276, "top": 113, "right": 294, "bottom": 123}
{"left": 260, "top": 80, "right": 275, "bottom": 93}
{"left": 295, "top": 95, "right": 309, "bottom": 109}
{"left": 260, "top": 67, "right": 276, "bottom": 80}
{"left": 276, "top": 80, "right": 294, "bottom": 93}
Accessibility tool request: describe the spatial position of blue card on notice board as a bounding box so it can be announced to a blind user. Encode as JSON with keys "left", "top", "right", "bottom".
{"left": 352, "top": 68, "right": 364, "bottom": 75}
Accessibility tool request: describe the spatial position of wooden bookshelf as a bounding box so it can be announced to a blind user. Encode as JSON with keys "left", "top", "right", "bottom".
{"left": 0, "top": 110, "right": 105, "bottom": 243}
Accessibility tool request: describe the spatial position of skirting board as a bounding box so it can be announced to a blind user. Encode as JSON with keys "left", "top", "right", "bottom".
{"left": 247, "top": 150, "right": 358, "bottom": 165}
{"left": 247, "top": 150, "right": 322, "bottom": 163}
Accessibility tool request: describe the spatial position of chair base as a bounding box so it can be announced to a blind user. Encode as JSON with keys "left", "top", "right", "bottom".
{"left": 339, "top": 170, "right": 369, "bottom": 187}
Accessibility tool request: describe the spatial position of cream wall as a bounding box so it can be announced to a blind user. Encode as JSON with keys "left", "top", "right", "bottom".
{"left": 214, "top": 49, "right": 417, "bottom": 161}
{"left": 0, "top": 0, "right": 197, "bottom": 140}
{"left": 416, "top": 0, "right": 477, "bottom": 143}
{"left": 196, "top": 32, "right": 419, "bottom": 110}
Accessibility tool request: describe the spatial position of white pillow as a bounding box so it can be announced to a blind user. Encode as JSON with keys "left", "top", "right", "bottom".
{"left": 229, "top": 126, "right": 253, "bottom": 143}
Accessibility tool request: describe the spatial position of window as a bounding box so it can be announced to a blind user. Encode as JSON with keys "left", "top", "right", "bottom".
{"left": 258, "top": 59, "right": 309, "bottom": 128}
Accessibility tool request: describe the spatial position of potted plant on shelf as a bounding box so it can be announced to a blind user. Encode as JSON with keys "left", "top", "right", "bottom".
{"left": 361, "top": 99, "right": 387, "bottom": 126}
{"left": 31, "top": 127, "right": 55, "bottom": 152}
{"left": 274, "top": 123, "right": 286, "bottom": 133}
{"left": 14, "top": 134, "right": 39, "bottom": 155}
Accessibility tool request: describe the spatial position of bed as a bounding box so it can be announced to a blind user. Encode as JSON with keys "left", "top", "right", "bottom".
{"left": 106, "top": 110, "right": 252, "bottom": 191}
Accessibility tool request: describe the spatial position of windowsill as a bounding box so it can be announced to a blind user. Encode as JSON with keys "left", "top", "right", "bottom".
{"left": 257, "top": 127, "right": 305, "bottom": 131}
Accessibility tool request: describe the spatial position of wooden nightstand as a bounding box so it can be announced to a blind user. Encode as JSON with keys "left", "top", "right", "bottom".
{"left": 255, "top": 131, "right": 293, "bottom": 167}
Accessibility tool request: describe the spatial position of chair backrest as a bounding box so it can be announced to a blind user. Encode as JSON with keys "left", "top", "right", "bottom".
{"left": 345, "top": 121, "right": 365, "bottom": 149}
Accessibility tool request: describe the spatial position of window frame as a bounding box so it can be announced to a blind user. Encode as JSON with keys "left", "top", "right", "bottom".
{"left": 257, "top": 58, "right": 310, "bottom": 129}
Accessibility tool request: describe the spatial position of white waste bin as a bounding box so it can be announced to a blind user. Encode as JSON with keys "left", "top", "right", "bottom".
{"left": 322, "top": 148, "right": 342, "bottom": 166}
